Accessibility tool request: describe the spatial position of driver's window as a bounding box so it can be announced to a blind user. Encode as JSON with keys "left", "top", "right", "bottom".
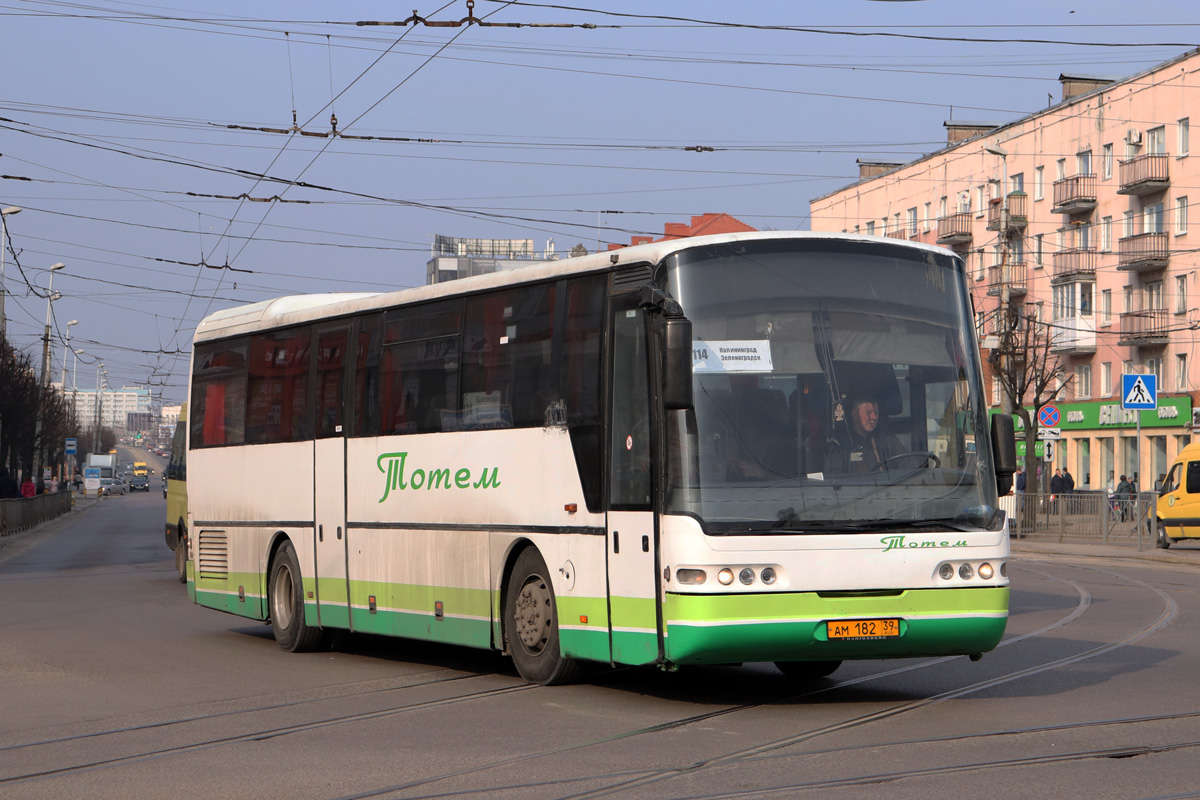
{"left": 1163, "top": 463, "right": 1180, "bottom": 494}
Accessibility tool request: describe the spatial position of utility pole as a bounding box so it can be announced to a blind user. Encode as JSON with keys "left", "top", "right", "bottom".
{"left": 33, "top": 263, "right": 64, "bottom": 488}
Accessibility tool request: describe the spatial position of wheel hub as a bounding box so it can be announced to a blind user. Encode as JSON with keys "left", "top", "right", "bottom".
{"left": 514, "top": 576, "right": 551, "bottom": 652}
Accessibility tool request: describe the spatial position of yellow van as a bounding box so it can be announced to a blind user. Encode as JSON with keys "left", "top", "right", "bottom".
{"left": 1154, "top": 441, "right": 1200, "bottom": 549}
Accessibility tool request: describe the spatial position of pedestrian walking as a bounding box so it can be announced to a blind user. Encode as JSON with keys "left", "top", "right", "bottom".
{"left": 20, "top": 477, "right": 36, "bottom": 498}
{"left": 1116, "top": 474, "right": 1134, "bottom": 522}
{"left": 1062, "top": 468, "right": 1075, "bottom": 494}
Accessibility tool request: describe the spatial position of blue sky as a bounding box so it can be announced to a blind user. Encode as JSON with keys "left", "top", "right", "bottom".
{"left": 0, "top": 0, "right": 1193, "bottom": 402}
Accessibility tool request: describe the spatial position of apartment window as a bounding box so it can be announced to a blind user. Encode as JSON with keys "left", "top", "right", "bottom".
{"left": 1053, "top": 283, "right": 1076, "bottom": 320}
{"left": 906, "top": 207, "right": 918, "bottom": 237}
{"left": 1034, "top": 166, "right": 1044, "bottom": 200}
{"left": 1035, "top": 233, "right": 1044, "bottom": 267}
{"left": 1145, "top": 203, "right": 1165, "bottom": 234}
{"left": 1147, "top": 357, "right": 1163, "bottom": 383}
{"left": 866, "top": 220, "right": 875, "bottom": 235}
{"left": 1056, "top": 158, "right": 1066, "bottom": 181}
{"left": 1177, "top": 275, "right": 1188, "bottom": 314}
{"left": 1075, "top": 365, "right": 1092, "bottom": 399}
{"left": 1102, "top": 289, "right": 1112, "bottom": 325}
{"left": 1123, "top": 286, "right": 1133, "bottom": 313}
{"left": 1103, "top": 143, "right": 1114, "bottom": 179}
{"left": 1123, "top": 359, "right": 1133, "bottom": 378}
{"left": 976, "top": 186, "right": 986, "bottom": 215}
{"left": 1077, "top": 150, "right": 1092, "bottom": 174}
{"left": 1012, "top": 236, "right": 1024, "bottom": 264}
{"left": 923, "top": 202, "right": 931, "bottom": 232}
{"left": 1101, "top": 362, "right": 1112, "bottom": 397}
{"left": 1010, "top": 172, "right": 1024, "bottom": 193}
{"left": 854, "top": 224, "right": 860, "bottom": 234}
{"left": 1080, "top": 283, "right": 1093, "bottom": 316}
{"left": 1148, "top": 126, "right": 1167, "bottom": 155}
{"left": 976, "top": 311, "right": 986, "bottom": 337}
{"left": 1124, "top": 210, "right": 1135, "bottom": 238}
{"left": 1177, "top": 353, "right": 1188, "bottom": 392}
{"left": 893, "top": 213, "right": 901, "bottom": 232}
{"left": 1101, "top": 216, "right": 1112, "bottom": 251}
{"left": 939, "top": 196, "right": 947, "bottom": 219}
{"left": 1056, "top": 228, "right": 1066, "bottom": 252}
{"left": 1180, "top": 118, "right": 1190, "bottom": 157}
{"left": 1176, "top": 196, "right": 1188, "bottom": 235}
{"left": 1078, "top": 222, "right": 1091, "bottom": 251}
{"left": 1146, "top": 280, "right": 1164, "bottom": 311}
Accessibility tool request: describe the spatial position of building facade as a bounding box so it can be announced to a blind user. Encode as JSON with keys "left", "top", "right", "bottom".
{"left": 426, "top": 235, "right": 563, "bottom": 284}
{"left": 62, "top": 385, "right": 153, "bottom": 431}
{"left": 811, "top": 49, "right": 1199, "bottom": 492}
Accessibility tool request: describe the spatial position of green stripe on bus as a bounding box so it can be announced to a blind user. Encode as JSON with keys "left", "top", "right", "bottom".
{"left": 663, "top": 587, "right": 1008, "bottom": 664}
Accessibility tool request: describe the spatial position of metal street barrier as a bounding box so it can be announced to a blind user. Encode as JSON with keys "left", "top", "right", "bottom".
{"left": 1000, "top": 491, "right": 1153, "bottom": 543}
{"left": 0, "top": 492, "right": 73, "bottom": 536}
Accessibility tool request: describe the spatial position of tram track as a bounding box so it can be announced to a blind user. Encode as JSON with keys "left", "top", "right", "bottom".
{"left": 329, "top": 560, "right": 1176, "bottom": 800}
{"left": 1, "top": 559, "right": 1177, "bottom": 797}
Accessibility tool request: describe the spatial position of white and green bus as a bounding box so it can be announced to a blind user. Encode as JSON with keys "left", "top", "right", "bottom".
{"left": 185, "top": 232, "right": 1016, "bottom": 684}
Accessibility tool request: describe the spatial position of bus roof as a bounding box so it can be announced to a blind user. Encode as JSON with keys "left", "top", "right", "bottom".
{"left": 193, "top": 231, "right": 958, "bottom": 343}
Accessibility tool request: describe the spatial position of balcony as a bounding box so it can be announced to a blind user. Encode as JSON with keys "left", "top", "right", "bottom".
{"left": 1051, "top": 174, "right": 1097, "bottom": 214}
{"left": 1118, "top": 308, "right": 1170, "bottom": 346}
{"left": 1051, "top": 248, "right": 1097, "bottom": 283}
{"left": 886, "top": 229, "right": 907, "bottom": 239}
{"left": 1050, "top": 315, "right": 1096, "bottom": 354}
{"left": 936, "top": 212, "right": 972, "bottom": 246}
{"left": 1118, "top": 153, "right": 1170, "bottom": 195}
{"left": 1117, "top": 231, "right": 1169, "bottom": 272}
{"left": 986, "top": 192, "right": 1028, "bottom": 231}
{"left": 986, "top": 263, "right": 1027, "bottom": 297}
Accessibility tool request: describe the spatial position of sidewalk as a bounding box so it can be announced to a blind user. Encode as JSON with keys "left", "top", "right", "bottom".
{"left": 0, "top": 492, "right": 101, "bottom": 559}
{"left": 1011, "top": 534, "right": 1200, "bottom": 566}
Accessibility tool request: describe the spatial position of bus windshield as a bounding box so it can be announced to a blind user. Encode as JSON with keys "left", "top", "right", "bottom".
{"left": 663, "top": 238, "right": 999, "bottom": 534}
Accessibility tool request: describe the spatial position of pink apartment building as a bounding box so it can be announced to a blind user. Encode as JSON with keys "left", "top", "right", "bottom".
{"left": 811, "top": 48, "right": 1198, "bottom": 493}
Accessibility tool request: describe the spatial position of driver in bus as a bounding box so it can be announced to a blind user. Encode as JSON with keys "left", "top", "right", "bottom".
{"left": 824, "top": 394, "right": 904, "bottom": 474}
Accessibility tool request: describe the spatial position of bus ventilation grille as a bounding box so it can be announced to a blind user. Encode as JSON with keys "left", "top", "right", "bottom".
{"left": 197, "top": 530, "right": 229, "bottom": 578}
{"left": 611, "top": 264, "right": 654, "bottom": 291}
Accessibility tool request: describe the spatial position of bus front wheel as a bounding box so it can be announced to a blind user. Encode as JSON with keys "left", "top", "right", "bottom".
{"left": 269, "top": 540, "right": 329, "bottom": 653}
{"left": 505, "top": 547, "right": 581, "bottom": 686}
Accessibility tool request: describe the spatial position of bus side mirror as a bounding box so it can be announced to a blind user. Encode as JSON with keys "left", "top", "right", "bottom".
{"left": 662, "top": 316, "right": 694, "bottom": 411}
{"left": 991, "top": 413, "right": 1016, "bottom": 496}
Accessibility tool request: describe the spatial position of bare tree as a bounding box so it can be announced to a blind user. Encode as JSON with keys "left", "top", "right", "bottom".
{"left": 992, "top": 304, "right": 1073, "bottom": 493}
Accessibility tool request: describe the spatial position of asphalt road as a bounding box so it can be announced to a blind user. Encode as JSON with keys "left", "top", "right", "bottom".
{"left": 2, "top": 493, "right": 1199, "bottom": 800}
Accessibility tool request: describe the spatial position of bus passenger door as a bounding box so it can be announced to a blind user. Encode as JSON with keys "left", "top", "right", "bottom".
{"left": 313, "top": 324, "right": 352, "bottom": 629}
{"left": 606, "top": 295, "right": 661, "bottom": 665}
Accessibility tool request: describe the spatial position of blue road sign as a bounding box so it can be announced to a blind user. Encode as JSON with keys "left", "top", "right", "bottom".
{"left": 1038, "top": 404, "right": 1060, "bottom": 428}
{"left": 1122, "top": 374, "right": 1157, "bottom": 410}
{"left": 65, "top": 437, "right": 77, "bottom": 455}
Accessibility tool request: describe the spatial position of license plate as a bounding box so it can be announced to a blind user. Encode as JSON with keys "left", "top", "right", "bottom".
{"left": 827, "top": 618, "right": 900, "bottom": 640}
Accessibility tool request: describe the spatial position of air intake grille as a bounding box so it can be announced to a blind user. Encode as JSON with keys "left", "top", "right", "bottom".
{"left": 197, "top": 530, "right": 229, "bottom": 578}
{"left": 611, "top": 264, "right": 653, "bottom": 291}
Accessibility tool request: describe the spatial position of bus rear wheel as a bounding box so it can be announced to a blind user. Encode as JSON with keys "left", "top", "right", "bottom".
{"left": 175, "top": 524, "right": 187, "bottom": 583}
{"left": 774, "top": 660, "right": 841, "bottom": 680}
{"left": 269, "top": 540, "right": 329, "bottom": 653}
{"left": 505, "top": 547, "right": 581, "bottom": 685}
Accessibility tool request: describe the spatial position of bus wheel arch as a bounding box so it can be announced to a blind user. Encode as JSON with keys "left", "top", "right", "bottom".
{"left": 267, "top": 535, "right": 329, "bottom": 653}
{"left": 502, "top": 543, "right": 581, "bottom": 685}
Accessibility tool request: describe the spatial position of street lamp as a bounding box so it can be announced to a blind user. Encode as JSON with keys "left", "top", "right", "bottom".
{"left": 33, "top": 263, "right": 65, "bottom": 487}
{"left": 0, "top": 205, "right": 21, "bottom": 343}
{"left": 61, "top": 320, "right": 78, "bottom": 388}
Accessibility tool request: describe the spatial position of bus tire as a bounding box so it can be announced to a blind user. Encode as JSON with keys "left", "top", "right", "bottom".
{"left": 505, "top": 547, "right": 581, "bottom": 686}
{"left": 269, "top": 540, "right": 328, "bottom": 653}
{"left": 175, "top": 524, "right": 187, "bottom": 583}
{"left": 774, "top": 660, "right": 841, "bottom": 680}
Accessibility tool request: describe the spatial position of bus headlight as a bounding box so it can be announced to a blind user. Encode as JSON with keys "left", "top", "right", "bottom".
{"left": 959, "top": 563, "right": 975, "bottom": 580}
{"left": 760, "top": 567, "right": 777, "bottom": 585}
{"left": 978, "top": 563, "right": 994, "bottom": 580}
{"left": 939, "top": 563, "right": 955, "bottom": 580}
{"left": 676, "top": 568, "right": 707, "bottom": 585}
{"left": 717, "top": 568, "right": 734, "bottom": 586}
{"left": 739, "top": 568, "right": 755, "bottom": 585}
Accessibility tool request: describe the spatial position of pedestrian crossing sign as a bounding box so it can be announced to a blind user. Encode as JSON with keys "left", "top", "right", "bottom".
{"left": 1121, "top": 373, "right": 1157, "bottom": 410}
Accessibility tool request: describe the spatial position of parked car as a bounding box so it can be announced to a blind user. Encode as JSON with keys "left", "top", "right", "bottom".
{"left": 98, "top": 477, "right": 127, "bottom": 496}
{"left": 129, "top": 475, "right": 150, "bottom": 492}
